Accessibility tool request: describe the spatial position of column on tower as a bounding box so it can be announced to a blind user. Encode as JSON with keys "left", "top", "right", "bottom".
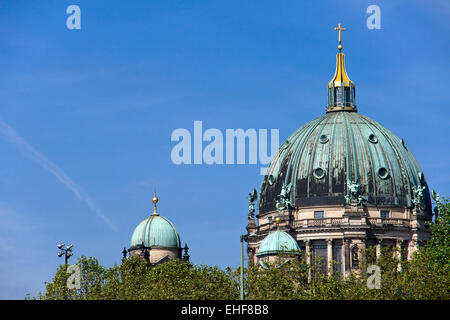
{"left": 342, "top": 239, "right": 349, "bottom": 278}
{"left": 327, "top": 239, "right": 333, "bottom": 276}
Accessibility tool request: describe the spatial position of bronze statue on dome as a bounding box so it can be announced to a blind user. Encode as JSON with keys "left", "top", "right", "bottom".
{"left": 248, "top": 189, "right": 258, "bottom": 219}
{"left": 276, "top": 182, "right": 293, "bottom": 212}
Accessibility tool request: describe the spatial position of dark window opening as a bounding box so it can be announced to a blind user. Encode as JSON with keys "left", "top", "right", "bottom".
{"left": 314, "top": 211, "right": 324, "bottom": 219}
{"left": 313, "top": 244, "right": 328, "bottom": 276}
{"left": 344, "top": 87, "right": 350, "bottom": 105}
{"left": 333, "top": 245, "right": 342, "bottom": 278}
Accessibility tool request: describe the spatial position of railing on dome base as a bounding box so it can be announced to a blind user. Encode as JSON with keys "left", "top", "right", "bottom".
{"left": 294, "top": 217, "right": 410, "bottom": 228}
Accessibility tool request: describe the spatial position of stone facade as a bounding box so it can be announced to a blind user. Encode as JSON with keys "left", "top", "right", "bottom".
{"left": 128, "top": 246, "right": 182, "bottom": 265}
{"left": 247, "top": 204, "right": 431, "bottom": 277}
{"left": 246, "top": 28, "right": 433, "bottom": 276}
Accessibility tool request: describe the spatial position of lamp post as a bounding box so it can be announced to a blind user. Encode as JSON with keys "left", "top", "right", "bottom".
{"left": 240, "top": 233, "right": 256, "bottom": 300}
{"left": 57, "top": 244, "right": 73, "bottom": 265}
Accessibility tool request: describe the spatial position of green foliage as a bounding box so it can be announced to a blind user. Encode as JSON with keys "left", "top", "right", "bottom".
{"left": 425, "top": 197, "right": 450, "bottom": 272}
{"left": 37, "top": 256, "right": 237, "bottom": 300}
{"left": 36, "top": 198, "right": 450, "bottom": 300}
{"left": 37, "top": 256, "right": 106, "bottom": 300}
{"left": 144, "top": 259, "right": 238, "bottom": 299}
{"left": 245, "top": 197, "right": 449, "bottom": 300}
{"left": 246, "top": 254, "right": 308, "bottom": 300}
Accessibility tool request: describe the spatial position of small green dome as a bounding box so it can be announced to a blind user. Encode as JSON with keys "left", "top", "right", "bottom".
{"left": 256, "top": 230, "right": 300, "bottom": 257}
{"left": 130, "top": 215, "right": 181, "bottom": 249}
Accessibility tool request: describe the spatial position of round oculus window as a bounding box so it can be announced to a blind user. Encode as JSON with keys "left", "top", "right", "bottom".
{"left": 368, "top": 134, "right": 378, "bottom": 144}
{"left": 313, "top": 167, "right": 326, "bottom": 179}
{"left": 319, "top": 134, "right": 329, "bottom": 144}
{"left": 377, "top": 167, "right": 389, "bottom": 179}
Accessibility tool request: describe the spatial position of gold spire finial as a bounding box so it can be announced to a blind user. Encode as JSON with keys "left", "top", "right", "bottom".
{"left": 152, "top": 193, "right": 159, "bottom": 215}
{"left": 327, "top": 23, "right": 357, "bottom": 113}
{"left": 334, "top": 23, "right": 346, "bottom": 50}
{"left": 328, "top": 22, "right": 352, "bottom": 88}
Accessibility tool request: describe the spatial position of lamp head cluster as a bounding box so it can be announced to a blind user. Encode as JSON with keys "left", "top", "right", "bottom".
{"left": 57, "top": 243, "right": 74, "bottom": 263}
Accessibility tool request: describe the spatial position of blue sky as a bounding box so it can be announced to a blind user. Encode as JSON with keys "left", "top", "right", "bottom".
{"left": 0, "top": 0, "right": 448, "bottom": 299}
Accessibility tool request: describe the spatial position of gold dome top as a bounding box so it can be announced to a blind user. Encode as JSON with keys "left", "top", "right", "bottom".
{"left": 326, "top": 23, "right": 357, "bottom": 113}
{"left": 328, "top": 23, "right": 353, "bottom": 89}
{"left": 152, "top": 193, "right": 159, "bottom": 215}
{"left": 328, "top": 52, "right": 353, "bottom": 89}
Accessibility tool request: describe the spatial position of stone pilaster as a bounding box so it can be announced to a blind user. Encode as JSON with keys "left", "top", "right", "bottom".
{"left": 343, "top": 239, "right": 349, "bottom": 278}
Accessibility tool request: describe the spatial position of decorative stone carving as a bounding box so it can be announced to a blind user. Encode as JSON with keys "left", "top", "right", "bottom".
{"left": 345, "top": 179, "right": 367, "bottom": 207}
{"left": 276, "top": 182, "right": 293, "bottom": 212}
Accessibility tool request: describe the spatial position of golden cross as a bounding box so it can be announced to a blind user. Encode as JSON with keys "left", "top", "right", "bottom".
{"left": 334, "top": 23, "right": 346, "bottom": 43}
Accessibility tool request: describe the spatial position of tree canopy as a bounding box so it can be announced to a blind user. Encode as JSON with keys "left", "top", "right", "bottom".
{"left": 35, "top": 198, "right": 450, "bottom": 300}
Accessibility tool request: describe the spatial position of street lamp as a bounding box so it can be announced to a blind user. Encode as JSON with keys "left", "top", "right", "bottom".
{"left": 57, "top": 243, "right": 73, "bottom": 265}
{"left": 240, "top": 232, "right": 256, "bottom": 300}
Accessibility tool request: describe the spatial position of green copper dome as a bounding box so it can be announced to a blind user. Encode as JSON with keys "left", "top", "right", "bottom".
{"left": 259, "top": 33, "right": 432, "bottom": 216}
{"left": 256, "top": 230, "right": 300, "bottom": 257}
{"left": 130, "top": 214, "right": 181, "bottom": 249}
{"left": 259, "top": 111, "right": 432, "bottom": 214}
{"left": 258, "top": 31, "right": 431, "bottom": 216}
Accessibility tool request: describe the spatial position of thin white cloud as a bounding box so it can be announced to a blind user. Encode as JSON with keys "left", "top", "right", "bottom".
{"left": 0, "top": 120, "right": 117, "bottom": 232}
